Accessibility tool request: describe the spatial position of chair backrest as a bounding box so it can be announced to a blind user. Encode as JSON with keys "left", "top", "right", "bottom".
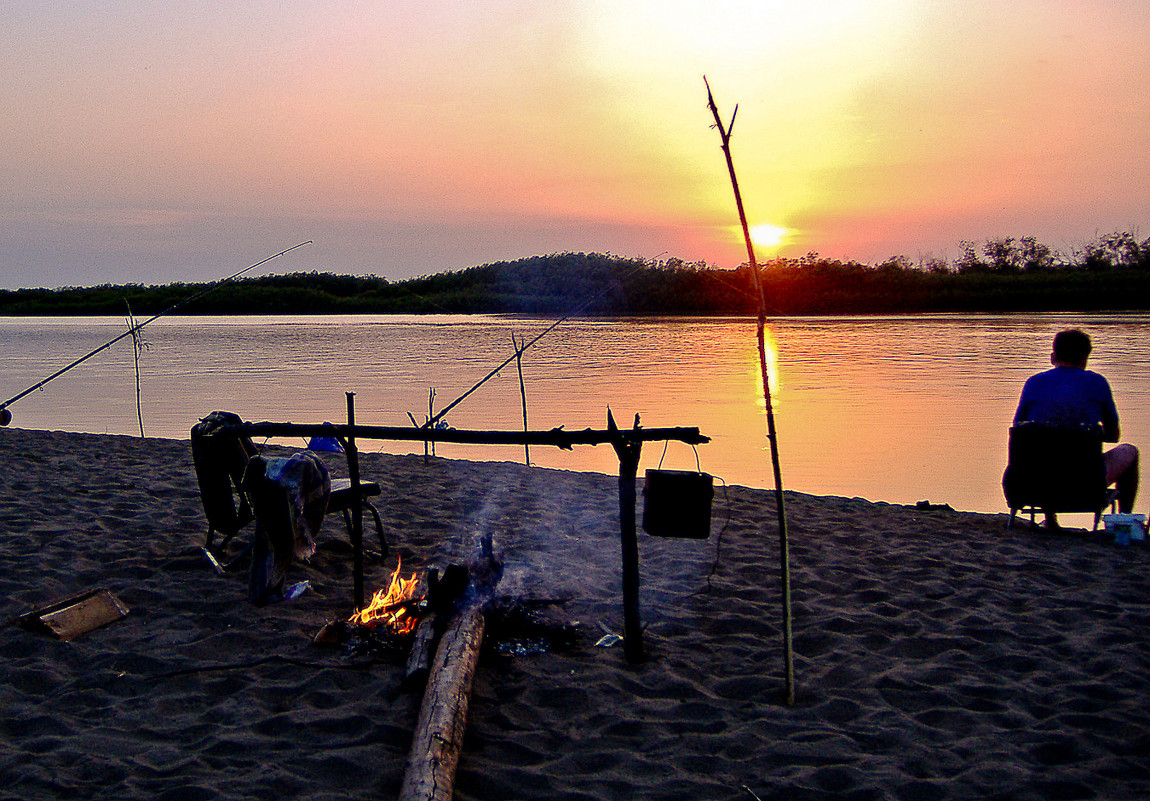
{"left": 1003, "top": 423, "right": 1108, "bottom": 513}
{"left": 191, "top": 410, "right": 258, "bottom": 538}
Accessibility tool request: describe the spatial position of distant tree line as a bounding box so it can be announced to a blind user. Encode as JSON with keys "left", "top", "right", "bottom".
{"left": 2, "top": 231, "right": 1148, "bottom": 317}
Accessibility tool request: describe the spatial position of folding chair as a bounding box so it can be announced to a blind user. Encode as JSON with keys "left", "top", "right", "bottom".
{"left": 1002, "top": 422, "right": 1120, "bottom": 531}
{"left": 191, "top": 410, "right": 386, "bottom": 566}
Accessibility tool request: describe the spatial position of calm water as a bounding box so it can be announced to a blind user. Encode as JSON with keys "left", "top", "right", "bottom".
{"left": 2, "top": 313, "right": 1147, "bottom": 515}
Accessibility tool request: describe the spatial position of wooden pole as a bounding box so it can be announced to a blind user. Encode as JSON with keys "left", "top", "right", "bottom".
{"left": 225, "top": 421, "right": 709, "bottom": 449}
{"left": 345, "top": 392, "right": 365, "bottom": 611}
{"left": 514, "top": 334, "right": 530, "bottom": 466}
{"left": 125, "top": 302, "right": 146, "bottom": 438}
{"left": 608, "top": 409, "right": 644, "bottom": 663}
{"left": 705, "top": 77, "right": 795, "bottom": 705}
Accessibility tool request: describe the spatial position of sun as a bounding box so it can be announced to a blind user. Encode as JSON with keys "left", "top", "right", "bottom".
{"left": 749, "top": 223, "right": 788, "bottom": 250}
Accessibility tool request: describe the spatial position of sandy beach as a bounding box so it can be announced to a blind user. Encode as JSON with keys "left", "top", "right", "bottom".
{"left": 1, "top": 426, "right": 1147, "bottom": 800}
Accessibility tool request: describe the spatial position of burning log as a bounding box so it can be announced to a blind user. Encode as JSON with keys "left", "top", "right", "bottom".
{"left": 313, "top": 558, "right": 427, "bottom": 655}
{"left": 399, "top": 536, "right": 502, "bottom": 801}
{"left": 401, "top": 563, "right": 468, "bottom": 690}
{"left": 350, "top": 555, "right": 422, "bottom": 636}
{"left": 402, "top": 610, "right": 440, "bottom": 690}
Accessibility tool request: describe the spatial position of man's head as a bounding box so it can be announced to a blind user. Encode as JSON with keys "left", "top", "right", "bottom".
{"left": 1051, "top": 328, "right": 1092, "bottom": 367}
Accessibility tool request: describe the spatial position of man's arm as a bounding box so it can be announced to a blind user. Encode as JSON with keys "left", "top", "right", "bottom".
{"left": 1099, "top": 376, "right": 1120, "bottom": 442}
{"left": 1012, "top": 376, "right": 1035, "bottom": 427}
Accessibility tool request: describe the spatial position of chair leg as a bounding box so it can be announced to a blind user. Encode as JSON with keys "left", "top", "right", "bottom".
{"left": 1093, "top": 496, "right": 1120, "bottom": 532}
{"left": 204, "top": 525, "right": 245, "bottom": 571}
{"left": 207, "top": 524, "right": 236, "bottom": 551}
{"left": 340, "top": 501, "right": 387, "bottom": 560}
{"left": 364, "top": 499, "right": 386, "bottom": 559}
{"left": 221, "top": 540, "right": 253, "bottom": 572}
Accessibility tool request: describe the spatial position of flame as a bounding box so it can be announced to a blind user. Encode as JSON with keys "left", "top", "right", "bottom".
{"left": 349, "top": 556, "right": 422, "bottom": 636}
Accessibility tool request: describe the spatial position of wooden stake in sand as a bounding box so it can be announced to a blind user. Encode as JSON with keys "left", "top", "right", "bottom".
{"left": 514, "top": 333, "right": 531, "bottom": 466}
{"left": 345, "top": 392, "right": 366, "bottom": 610}
{"left": 125, "top": 302, "right": 149, "bottom": 438}
{"left": 705, "top": 77, "right": 796, "bottom": 705}
{"left": 608, "top": 408, "right": 645, "bottom": 663}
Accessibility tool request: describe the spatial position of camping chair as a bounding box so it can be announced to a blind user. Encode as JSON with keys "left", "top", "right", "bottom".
{"left": 1002, "top": 422, "right": 1120, "bottom": 531}
{"left": 191, "top": 411, "right": 387, "bottom": 566}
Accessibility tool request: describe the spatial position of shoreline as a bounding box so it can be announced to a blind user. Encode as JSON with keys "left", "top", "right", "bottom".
{"left": 1, "top": 427, "right": 1147, "bottom": 799}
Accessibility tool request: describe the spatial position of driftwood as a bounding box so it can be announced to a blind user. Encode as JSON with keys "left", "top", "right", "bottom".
{"left": 399, "top": 539, "right": 502, "bottom": 801}
{"left": 399, "top": 602, "right": 487, "bottom": 801}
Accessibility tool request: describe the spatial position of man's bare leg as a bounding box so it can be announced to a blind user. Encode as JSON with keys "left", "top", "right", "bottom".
{"left": 1104, "top": 444, "right": 1139, "bottom": 514}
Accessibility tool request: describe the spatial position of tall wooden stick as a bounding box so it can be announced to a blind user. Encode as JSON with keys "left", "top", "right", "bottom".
{"left": 514, "top": 334, "right": 531, "bottom": 465}
{"left": 705, "top": 77, "right": 795, "bottom": 705}
{"left": 125, "top": 302, "right": 147, "bottom": 438}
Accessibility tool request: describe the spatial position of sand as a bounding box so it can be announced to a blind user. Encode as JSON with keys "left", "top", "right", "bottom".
{"left": 1, "top": 426, "right": 1147, "bottom": 800}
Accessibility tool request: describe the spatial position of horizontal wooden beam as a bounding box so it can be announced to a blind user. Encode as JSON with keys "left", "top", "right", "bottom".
{"left": 216, "top": 421, "right": 709, "bottom": 450}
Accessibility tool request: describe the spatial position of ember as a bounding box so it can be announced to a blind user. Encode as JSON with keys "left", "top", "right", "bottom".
{"left": 349, "top": 557, "right": 422, "bottom": 636}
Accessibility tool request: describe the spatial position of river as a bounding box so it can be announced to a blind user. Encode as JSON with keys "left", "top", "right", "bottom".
{"left": 1, "top": 313, "right": 1146, "bottom": 516}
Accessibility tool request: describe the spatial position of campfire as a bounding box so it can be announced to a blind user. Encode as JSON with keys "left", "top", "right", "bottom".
{"left": 349, "top": 557, "right": 423, "bottom": 636}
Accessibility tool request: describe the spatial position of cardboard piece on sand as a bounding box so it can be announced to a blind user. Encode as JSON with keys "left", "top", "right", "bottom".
{"left": 17, "top": 588, "right": 129, "bottom": 641}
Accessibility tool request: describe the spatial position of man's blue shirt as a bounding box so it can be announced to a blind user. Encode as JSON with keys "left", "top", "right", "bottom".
{"left": 1013, "top": 365, "right": 1119, "bottom": 437}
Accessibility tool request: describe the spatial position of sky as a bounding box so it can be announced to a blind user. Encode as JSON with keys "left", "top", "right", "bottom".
{"left": 2, "top": 0, "right": 1148, "bottom": 289}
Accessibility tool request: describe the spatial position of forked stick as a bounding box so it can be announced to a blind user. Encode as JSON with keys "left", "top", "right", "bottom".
{"left": 705, "top": 76, "right": 795, "bottom": 706}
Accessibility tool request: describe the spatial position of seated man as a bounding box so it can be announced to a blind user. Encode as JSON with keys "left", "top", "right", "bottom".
{"left": 1013, "top": 328, "right": 1139, "bottom": 526}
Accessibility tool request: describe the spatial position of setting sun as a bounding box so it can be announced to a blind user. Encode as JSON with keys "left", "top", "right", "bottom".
{"left": 750, "top": 224, "right": 788, "bottom": 250}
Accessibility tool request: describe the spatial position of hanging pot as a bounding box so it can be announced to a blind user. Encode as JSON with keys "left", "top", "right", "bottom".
{"left": 642, "top": 469, "right": 713, "bottom": 539}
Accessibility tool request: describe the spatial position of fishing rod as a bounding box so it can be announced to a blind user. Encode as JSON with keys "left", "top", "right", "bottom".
{"left": 421, "top": 261, "right": 648, "bottom": 429}
{"left": 423, "top": 313, "right": 570, "bottom": 429}
{"left": 0, "top": 241, "right": 312, "bottom": 426}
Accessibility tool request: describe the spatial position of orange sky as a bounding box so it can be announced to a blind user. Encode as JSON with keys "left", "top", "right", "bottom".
{"left": 2, "top": 1, "right": 1148, "bottom": 288}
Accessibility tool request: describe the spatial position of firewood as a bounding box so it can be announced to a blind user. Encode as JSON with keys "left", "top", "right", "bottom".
{"left": 399, "top": 534, "right": 501, "bottom": 801}
{"left": 398, "top": 601, "right": 486, "bottom": 801}
{"left": 402, "top": 611, "right": 440, "bottom": 691}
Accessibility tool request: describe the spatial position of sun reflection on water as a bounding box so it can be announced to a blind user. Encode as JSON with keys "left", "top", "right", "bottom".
{"left": 748, "top": 323, "right": 782, "bottom": 412}
{"left": 762, "top": 324, "right": 781, "bottom": 398}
